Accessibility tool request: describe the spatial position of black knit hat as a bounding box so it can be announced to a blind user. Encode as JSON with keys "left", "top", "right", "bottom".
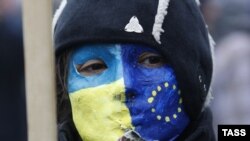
{"left": 53, "top": 0, "right": 213, "bottom": 120}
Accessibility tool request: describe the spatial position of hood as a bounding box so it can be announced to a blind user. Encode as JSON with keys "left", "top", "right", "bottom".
{"left": 53, "top": 0, "right": 213, "bottom": 121}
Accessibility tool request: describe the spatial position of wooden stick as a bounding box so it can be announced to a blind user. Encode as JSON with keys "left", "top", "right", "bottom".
{"left": 22, "top": 0, "right": 57, "bottom": 141}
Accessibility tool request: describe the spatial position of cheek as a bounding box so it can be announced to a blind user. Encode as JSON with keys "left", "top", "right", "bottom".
{"left": 121, "top": 50, "right": 189, "bottom": 140}
{"left": 69, "top": 79, "right": 134, "bottom": 141}
{"left": 123, "top": 65, "right": 180, "bottom": 118}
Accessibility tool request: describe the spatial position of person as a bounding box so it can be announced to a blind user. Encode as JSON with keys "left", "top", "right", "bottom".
{"left": 212, "top": 0, "right": 250, "bottom": 42}
{"left": 0, "top": 0, "right": 27, "bottom": 140}
{"left": 53, "top": 0, "right": 215, "bottom": 140}
{"left": 199, "top": 0, "right": 220, "bottom": 36}
{"left": 211, "top": 32, "right": 250, "bottom": 138}
{"left": 208, "top": 0, "right": 250, "bottom": 138}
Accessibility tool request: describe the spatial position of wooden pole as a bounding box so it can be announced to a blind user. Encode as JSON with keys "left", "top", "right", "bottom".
{"left": 22, "top": 0, "right": 57, "bottom": 141}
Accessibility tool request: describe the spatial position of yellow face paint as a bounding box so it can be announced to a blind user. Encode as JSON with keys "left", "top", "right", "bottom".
{"left": 69, "top": 79, "right": 133, "bottom": 141}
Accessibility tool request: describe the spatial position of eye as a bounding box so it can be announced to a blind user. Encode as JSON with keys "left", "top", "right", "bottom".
{"left": 138, "top": 52, "right": 165, "bottom": 68}
{"left": 76, "top": 59, "right": 107, "bottom": 76}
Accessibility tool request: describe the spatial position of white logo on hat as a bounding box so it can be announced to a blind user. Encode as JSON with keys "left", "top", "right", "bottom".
{"left": 125, "top": 16, "right": 144, "bottom": 33}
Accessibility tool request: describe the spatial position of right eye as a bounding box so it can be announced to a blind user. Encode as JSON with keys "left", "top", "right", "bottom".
{"left": 138, "top": 52, "right": 165, "bottom": 68}
{"left": 76, "top": 59, "right": 107, "bottom": 76}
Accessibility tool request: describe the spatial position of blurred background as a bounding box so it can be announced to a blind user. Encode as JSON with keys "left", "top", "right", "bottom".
{"left": 202, "top": 0, "right": 250, "bottom": 139}
{"left": 0, "top": 0, "right": 26, "bottom": 141}
{"left": 0, "top": 0, "right": 249, "bottom": 140}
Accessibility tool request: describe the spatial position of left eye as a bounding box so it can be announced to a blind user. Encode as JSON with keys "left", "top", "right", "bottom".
{"left": 76, "top": 59, "right": 107, "bottom": 76}
{"left": 138, "top": 52, "right": 165, "bottom": 68}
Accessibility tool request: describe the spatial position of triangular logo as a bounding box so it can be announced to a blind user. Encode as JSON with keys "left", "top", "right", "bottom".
{"left": 125, "top": 16, "right": 144, "bottom": 33}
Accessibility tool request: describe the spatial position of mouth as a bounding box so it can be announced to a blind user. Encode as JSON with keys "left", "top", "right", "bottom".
{"left": 118, "top": 130, "right": 145, "bottom": 141}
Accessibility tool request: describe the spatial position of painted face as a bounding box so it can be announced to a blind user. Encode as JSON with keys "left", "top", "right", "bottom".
{"left": 68, "top": 44, "right": 189, "bottom": 141}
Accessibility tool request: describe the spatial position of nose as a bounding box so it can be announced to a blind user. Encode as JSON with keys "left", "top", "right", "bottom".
{"left": 125, "top": 87, "right": 138, "bottom": 103}
{"left": 113, "top": 92, "right": 126, "bottom": 103}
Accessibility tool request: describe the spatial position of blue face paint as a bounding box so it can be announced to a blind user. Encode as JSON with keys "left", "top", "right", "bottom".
{"left": 121, "top": 44, "right": 189, "bottom": 141}
{"left": 68, "top": 44, "right": 122, "bottom": 93}
{"left": 67, "top": 44, "right": 189, "bottom": 141}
